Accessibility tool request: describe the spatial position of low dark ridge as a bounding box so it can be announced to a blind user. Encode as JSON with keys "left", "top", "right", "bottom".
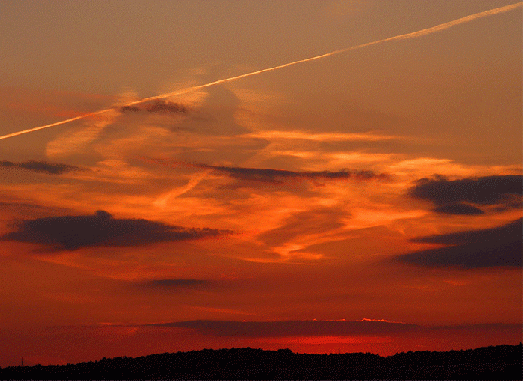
{"left": 1, "top": 343, "right": 520, "bottom": 380}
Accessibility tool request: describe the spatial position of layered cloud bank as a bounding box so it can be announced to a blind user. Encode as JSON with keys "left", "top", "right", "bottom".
{"left": 152, "top": 319, "right": 419, "bottom": 337}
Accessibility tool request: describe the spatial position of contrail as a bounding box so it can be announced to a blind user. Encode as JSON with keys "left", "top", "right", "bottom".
{"left": 1, "top": 2, "right": 521, "bottom": 141}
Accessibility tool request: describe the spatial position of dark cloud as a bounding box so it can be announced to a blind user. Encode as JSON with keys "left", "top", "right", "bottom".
{"left": 200, "top": 164, "right": 388, "bottom": 184}
{"left": 409, "top": 175, "right": 522, "bottom": 214}
{"left": 120, "top": 100, "right": 187, "bottom": 114}
{"left": 139, "top": 279, "right": 212, "bottom": 289}
{"left": 148, "top": 320, "right": 419, "bottom": 337}
{"left": 0, "top": 160, "right": 81, "bottom": 175}
{"left": 1, "top": 211, "right": 228, "bottom": 251}
{"left": 433, "top": 203, "right": 485, "bottom": 215}
{"left": 394, "top": 218, "right": 522, "bottom": 269}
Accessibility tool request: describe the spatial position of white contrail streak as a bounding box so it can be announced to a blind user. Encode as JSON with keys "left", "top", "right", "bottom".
{"left": 1, "top": 2, "right": 521, "bottom": 141}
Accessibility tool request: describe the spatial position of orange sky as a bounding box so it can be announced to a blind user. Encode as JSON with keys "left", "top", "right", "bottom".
{"left": 0, "top": 0, "right": 521, "bottom": 367}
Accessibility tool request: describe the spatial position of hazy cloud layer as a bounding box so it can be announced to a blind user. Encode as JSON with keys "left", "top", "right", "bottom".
{"left": 394, "top": 218, "right": 522, "bottom": 269}
{"left": 1, "top": 211, "right": 227, "bottom": 251}
{"left": 149, "top": 320, "right": 419, "bottom": 337}
{"left": 409, "top": 175, "right": 522, "bottom": 214}
{"left": 0, "top": 160, "right": 81, "bottom": 175}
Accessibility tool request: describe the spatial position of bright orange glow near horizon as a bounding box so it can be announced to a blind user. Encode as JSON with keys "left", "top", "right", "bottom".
{"left": 0, "top": 0, "right": 521, "bottom": 367}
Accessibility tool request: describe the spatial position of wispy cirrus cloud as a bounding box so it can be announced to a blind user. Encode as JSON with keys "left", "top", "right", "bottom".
{"left": 394, "top": 218, "right": 522, "bottom": 269}
{"left": 256, "top": 206, "right": 351, "bottom": 262}
{"left": 243, "top": 130, "right": 405, "bottom": 142}
{"left": 1, "top": 210, "right": 229, "bottom": 252}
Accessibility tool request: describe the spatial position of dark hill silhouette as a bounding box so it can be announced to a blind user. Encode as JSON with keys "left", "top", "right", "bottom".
{"left": 0, "top": 343, "right": 520, "bottom": 380}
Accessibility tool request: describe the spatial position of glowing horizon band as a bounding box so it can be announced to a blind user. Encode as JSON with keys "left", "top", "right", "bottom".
{"left": 1, "top": 2, "right": 521, "bottom": 141}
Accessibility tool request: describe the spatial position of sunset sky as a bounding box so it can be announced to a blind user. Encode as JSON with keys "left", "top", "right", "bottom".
{"left": 0, "top": 0, "right": 521, "bottom": 367}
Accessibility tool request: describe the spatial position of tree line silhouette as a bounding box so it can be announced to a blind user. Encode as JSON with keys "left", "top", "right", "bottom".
{"left": 0, "top": 343, "right": 520, "bottom": 379}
